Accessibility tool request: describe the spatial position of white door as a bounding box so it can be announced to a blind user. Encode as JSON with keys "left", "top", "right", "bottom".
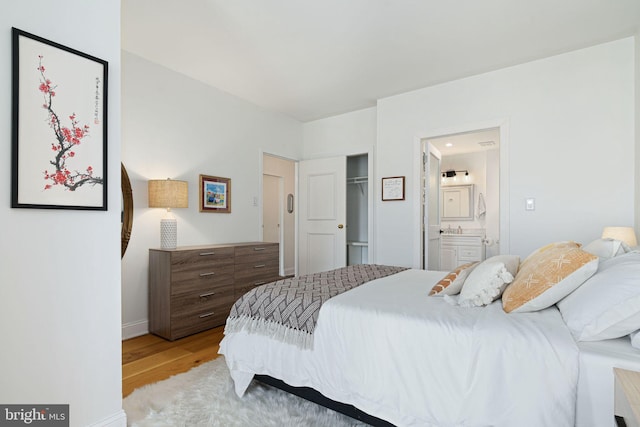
{"left": 262, "top": 174, "right": 281, "bottom": 243}
{"left": 425, "top": 143, "right": 442, "bottom": 270}
{"left": 298, "top": 156, "right": 347, "bottom": 275}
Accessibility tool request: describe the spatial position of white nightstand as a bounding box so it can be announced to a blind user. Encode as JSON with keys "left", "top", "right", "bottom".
{"left": 614, "top": 367, "right": 640, "bottom": 427}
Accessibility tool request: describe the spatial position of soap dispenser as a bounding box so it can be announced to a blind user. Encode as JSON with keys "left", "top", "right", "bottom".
{"left": 457, "top": 226, "right": 462, "bottom": 234}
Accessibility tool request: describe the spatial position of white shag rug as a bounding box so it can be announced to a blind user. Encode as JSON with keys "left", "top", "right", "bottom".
{"left": 123, "top": 356, "right": 368, "bottom": 426}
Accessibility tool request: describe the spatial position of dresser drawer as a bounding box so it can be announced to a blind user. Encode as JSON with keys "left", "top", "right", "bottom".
{"left": 234, "top": 243, "right": 279, "bottom": 284}
{"left": 235, "top": 283, "right": 257, "bottom": 299}
{"left": 235, "top": 276, "right": 282, "bottom": 300}
{"left": 170, "top": 310, "right": 229, "bottom": 340}
{"left": 165, "top": 286, "right": 235, "bottom": 340}
{"left": 171, "top": 248, "right": 234, "bottom": 281}
{"left": 234, "top": 243, "right": 278, "bottom": 261}
{"left": 171, "top": 264, "right": 234, "bottom": 296}
{"left": 234, "top": 260, "right": 279, "bottom": 283}
{"left": 171, "top": 284, "right": 236, "bottom": 317}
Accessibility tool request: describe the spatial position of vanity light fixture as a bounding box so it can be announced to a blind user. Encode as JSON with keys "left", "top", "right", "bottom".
{"left": 441, "top": 170, "right": 469, "bottom": 178}
{"left": 148, "top": 178, "right": 189, "bottom": 249}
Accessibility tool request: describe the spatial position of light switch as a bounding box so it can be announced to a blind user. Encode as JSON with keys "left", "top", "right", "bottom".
{"left": 525, "top": 198, "right": 535, "bottom": 211}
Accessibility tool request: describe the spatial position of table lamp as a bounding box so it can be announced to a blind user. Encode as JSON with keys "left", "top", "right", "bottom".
{"left": 148, "top": 178, "right": 188, "bottom": 249}
{"left": 601, "top": 226, "right": 638, "bottom": 247}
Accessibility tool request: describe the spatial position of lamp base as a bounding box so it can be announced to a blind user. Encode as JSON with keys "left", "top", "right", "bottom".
{"left": 160, "top": 218, "right": 177, "bottom": 249}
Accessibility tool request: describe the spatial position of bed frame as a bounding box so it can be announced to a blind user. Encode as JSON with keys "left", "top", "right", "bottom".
{"left": 255, "top": 336, "right": 640, "bottom": 427}
{"left": 254, "top": 374, "right": 395, "bottom": 427}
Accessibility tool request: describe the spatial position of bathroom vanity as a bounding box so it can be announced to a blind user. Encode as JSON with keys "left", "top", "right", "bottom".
{"left": 440, "top": 230, "right": 486, "bottom": 271}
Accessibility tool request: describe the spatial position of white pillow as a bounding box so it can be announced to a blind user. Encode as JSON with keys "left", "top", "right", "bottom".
{"left": 583, "top": 238, "right": 630, "bottom": 260}
{"left": 456, "top": 255, "right": 520, "bottom": 308}
{"left": 557, "top": 252, "right": 640, "bottom": 341}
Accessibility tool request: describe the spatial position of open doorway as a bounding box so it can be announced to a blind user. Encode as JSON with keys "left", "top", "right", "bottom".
{"left": 263, "top": 174, "right": 282, "bottom": 244}
{"left": 421, "top": 127, "right": 503, "bottom": 270}
{"left": 262, "top": 153, "right": 296, "bottom": 277}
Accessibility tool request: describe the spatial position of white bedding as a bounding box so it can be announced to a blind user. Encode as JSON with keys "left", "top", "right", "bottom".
{"left": 219, "top": 269, "right": 580, "bottom": 426}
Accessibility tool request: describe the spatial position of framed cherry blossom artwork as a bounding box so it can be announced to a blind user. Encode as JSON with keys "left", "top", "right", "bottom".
{"left": 11, "top": 28, "right": 108, "bottom": 210}
{"left": 199, "top": 174, "right": 231, "bottom": 213}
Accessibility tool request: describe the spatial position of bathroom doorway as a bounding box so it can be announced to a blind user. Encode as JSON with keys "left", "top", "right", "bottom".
{"left": 420, "top": 125, "right": 506, "bottom": 270}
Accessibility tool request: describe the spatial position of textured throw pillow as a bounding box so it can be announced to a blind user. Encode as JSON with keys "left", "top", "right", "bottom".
{"left": 557, "top": 252, "right": 640, "bottom": 341}
{"left": 429, "top": 262, "right": 479, "bottom": 296}
{"left": 520, "top": 241, "right": 581, "bottom": 269}
{"left": 583, "top": 238, "right": 631, "bottom": 260}
{"left": 502, "top": 246, "right": 598, "bottom": 313}
{"left": 455, "top": 255, "right": 520, "bottom": 307}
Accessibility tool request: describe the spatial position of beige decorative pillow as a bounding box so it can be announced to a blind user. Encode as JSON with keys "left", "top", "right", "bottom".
{"left": 502, "top": 245, "right": 598, "bottom": 313}
{"left": 429, "top": 262, "right": 479, "bottom": 296}
{"left": 520, "top": 241, "right": 581, "bottom": 269}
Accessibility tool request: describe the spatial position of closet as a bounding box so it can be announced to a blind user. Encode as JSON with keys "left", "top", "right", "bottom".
{"left": 346, "top": 154, "right": 368, "bottom": 265}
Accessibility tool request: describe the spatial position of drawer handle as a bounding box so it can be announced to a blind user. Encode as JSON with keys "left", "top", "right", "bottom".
{"left": 199, "top": 312, "right": 215, "bottom": 318}
{"left": 199, "top": 272, "right": 215, "bottom": 277}
{"left": 254, "top": 264, "right": 266, "bottom": 268}
{"left": 254, "top": 281, "right": 266, "bottom": 286}
{"left": 199, "top": 252, "right": 216, "bottom": 256}
{"left": 253, "top": 247, "right": 266, "bottom": 251}
{"left": 199, "top": 291, "right": 216, "bottom": 298}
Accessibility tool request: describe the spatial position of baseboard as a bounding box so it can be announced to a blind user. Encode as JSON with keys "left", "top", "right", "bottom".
{"left": 122, "top": 319, "right": 148, "bottom": 340}
{"left": 284, "top": 267, "right": 295, "bottom": 276}
{"left": 88, "top": 409, "right": 127, "bottom": 427}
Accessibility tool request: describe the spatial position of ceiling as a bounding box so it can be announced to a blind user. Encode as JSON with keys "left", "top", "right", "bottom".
{"left": 121, "top": 1, "right": 640, "bottom": 122}
{"left": 429, "top": 129, "right": 500, "bottom": 156}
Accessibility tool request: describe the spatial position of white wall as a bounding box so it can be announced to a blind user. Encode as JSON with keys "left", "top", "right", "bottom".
{"left": 121, "top": 52, "right": 302, "bottom": 338}
{"left": 375, "top": 37, "right": 635, "bottom": 265}
{"left": 0, "top": 2, "right": 124, "bottom": 426}
{"left": 303, "top": 107, "right": 377, "bottom": 158}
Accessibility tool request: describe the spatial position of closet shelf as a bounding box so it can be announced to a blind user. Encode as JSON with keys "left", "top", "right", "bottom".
{"left": 347, "top": 176, "right": 368, "bottom": 185}
{"left": 347, "top": 241, "right": 368, "bottom": 247}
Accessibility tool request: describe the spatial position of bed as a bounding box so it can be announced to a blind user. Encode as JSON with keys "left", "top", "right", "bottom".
{"left": 219, "top": 245, "right": 640, "bottom": 427}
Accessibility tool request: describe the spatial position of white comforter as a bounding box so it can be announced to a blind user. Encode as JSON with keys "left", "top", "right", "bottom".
{"left": 219, "top": 269, "right": 579, "bottom": 427}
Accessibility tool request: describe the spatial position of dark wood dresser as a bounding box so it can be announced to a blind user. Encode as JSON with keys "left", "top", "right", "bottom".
{"left": 149, "top": 242, "right": 280, "bottom": 341}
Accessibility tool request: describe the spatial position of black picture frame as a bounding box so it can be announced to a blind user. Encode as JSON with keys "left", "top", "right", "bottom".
{"left": 381, "top": 176, "right": 405, "bottom": 201}
{"left": 11, "top": 28, "right": 108, "bottom": 210}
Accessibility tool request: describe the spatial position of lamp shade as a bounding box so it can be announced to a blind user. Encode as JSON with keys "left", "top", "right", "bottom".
{"left": 148, "top": 179, "right": 188, "bottom": 209}
{"left": 602, "top": 226, "right": 638, "bottom": 247}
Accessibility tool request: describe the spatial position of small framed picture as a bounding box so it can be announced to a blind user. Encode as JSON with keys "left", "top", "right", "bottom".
{"left": 382, "top": 176, "right": 405, "bottom": 201}
{"left": 199, "top": 174, "right": 231, "bottom": 213}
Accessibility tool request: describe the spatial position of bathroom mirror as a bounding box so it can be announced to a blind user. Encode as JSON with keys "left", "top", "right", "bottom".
{"left": 441, "top": 184, "right": 474, "bottom": 221}
{"left": 121, "top": 163, "right": 133, "bottom": 257}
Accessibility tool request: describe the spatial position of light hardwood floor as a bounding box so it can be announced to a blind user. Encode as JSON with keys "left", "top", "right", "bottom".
{"left": 122, "top": 326, "right": 224, "bottom": 397}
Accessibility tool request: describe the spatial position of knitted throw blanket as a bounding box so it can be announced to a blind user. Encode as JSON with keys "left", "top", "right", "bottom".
{"left": 225, "top": 264, "right": 408, "bottom": 349}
